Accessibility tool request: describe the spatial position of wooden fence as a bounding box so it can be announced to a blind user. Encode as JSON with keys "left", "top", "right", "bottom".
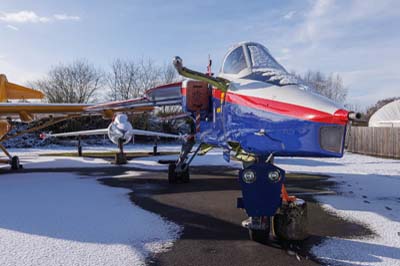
{"left": 346, "top": 126, "right": 400, "bottom": 159}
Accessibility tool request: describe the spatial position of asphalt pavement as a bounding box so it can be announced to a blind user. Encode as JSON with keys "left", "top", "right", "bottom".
{"left": 100, "top": 165, "right": 372, "bottom": 266}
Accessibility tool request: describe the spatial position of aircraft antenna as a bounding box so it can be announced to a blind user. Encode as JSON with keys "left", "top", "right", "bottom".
{"left": 207, "top": 54, "right": 212, "bottom": 76}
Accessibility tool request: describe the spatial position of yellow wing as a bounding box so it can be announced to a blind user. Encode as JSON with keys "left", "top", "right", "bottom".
{"left": 0, "top": 74, "right": 154, "bottom": 122}
{"left": 0, "top": 74, "right": 44, "bottom": 102}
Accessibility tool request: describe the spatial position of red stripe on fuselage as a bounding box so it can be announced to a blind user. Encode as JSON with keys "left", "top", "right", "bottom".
{"left": 211, "top": 89, "right": 347, "bottom": 125}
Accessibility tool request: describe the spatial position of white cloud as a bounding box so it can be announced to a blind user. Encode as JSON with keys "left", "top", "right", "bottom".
{"left": 0, "top": 11, "right": 50, "bottom": 23}
{"left": 53, "top": 14, "right": 80, "bottom": 21}
{"left": 309, "top": 0, "right": 333, "bottom": 17}
{"left": 6, "top": 24, "right": 19, "bottom": 31}
{"left": 296, "top": 0, "right": 335, "bottom": 43}
{"left": 296, "top": 0, "right": 400, "bottom": 44}
{"left": 283, "top": 11, "right": 296, "bottom": 20}
{"left": 0, "top": 10, "right": 80, "bottom": 24}
{"left": 255, "top": 0, "right": 400, "bottom": 107}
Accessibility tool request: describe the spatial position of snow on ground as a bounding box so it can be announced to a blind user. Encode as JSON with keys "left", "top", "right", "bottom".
{"left": 276, "top": 153, "right": 400, "bottom": 266}
{"left": 7, "top": 143, "right": 182, "bottom": 156}
{"left": 2, "top": 146, "right": 400, "bottom": 265}
{"left": 0, "top": 153, "right": 181, "bottom": 266}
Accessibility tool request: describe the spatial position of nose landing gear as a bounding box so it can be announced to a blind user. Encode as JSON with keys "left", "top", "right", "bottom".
{"left": 238, "top": 157, "right": 308, "bottom": 244}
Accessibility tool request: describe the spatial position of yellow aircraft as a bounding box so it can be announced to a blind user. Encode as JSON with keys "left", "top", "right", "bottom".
{"left": 0, "top": 74, "right": 155, "bottom": 169}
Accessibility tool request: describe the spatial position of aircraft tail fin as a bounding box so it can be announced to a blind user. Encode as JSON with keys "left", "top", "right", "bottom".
{"left": 0, "top": 74, "right": 44, "bottom": 102}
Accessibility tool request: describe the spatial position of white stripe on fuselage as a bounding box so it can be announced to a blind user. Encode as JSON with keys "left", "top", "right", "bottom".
{"left": 229, "top": 79, "right": 342, "bottom": 115}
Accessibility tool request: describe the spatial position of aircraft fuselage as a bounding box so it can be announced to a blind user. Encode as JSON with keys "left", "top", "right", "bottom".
{"left": 182, "top": 78, "right": 348, "bottom": 158}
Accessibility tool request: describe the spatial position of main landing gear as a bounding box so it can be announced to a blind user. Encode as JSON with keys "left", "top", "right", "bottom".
{"left": 114, "top": 138, "right": 128, "bottom": 165}
{"left": 168, "top": 135, "right": 198, "bottom": 184}
{"left": 237, "top": 157, "right": 308, "bottom": 243}
{"left": 0, "top": 143, "right": 21, "bottom": 170}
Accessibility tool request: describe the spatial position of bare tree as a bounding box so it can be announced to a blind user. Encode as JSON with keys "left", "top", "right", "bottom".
{"left": 33, "top": 60, "right": 103, "bottom": 103}
{"left": 107, "top": 58, "right": 181, "bottom": 101}
{"left": 137, "top": 58, "right": 161, "bottom": 91}
{"left": 107, "top": 59, "right": 140, "bottom": 101}
{"left": 160, "top": 63, "right": 180, "bottom": 84}
{"left": 298, "top": 71, "right": 348, "bottom": 104}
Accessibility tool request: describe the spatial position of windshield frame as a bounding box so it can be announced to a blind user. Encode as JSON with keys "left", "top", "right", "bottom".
{"left": 244, "top": 42, "right": 287, "bottom": 73}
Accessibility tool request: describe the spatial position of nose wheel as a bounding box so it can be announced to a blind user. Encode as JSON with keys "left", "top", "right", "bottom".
{"left": 243, "top": 216, "right": 271, "bottom": 244}
{"left": 238, "top": 158, "right": 308, "bottom": 243}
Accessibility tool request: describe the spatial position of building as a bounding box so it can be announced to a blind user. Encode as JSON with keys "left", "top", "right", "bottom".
{"left": 369, "top": 99, "right": 400, "bottom": 127}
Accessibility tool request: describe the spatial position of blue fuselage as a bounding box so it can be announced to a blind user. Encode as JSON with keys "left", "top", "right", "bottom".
{"left": 183, "top": 90, "right": 347, "bottom": 158}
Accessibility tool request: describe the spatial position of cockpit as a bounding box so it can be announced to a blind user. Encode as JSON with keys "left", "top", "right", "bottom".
{"left": 219, "top": 42, "right": 300, "bottom": 86}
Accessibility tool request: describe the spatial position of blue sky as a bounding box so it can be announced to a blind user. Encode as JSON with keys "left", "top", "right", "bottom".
{"left": 0, "top": 0, "right": 399, "bottom": 108}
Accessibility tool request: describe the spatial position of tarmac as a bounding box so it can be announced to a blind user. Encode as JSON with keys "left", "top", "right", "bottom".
{"left": 1, "top": 154, "right": 372, "bottom": 266}
{"left": 99, "top": 164, "right": 372, "bottom": 266}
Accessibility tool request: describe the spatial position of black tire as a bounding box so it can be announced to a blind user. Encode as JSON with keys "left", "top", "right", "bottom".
{"left": 273, "top": 200, "right": 308, "bottom": 241}
{"left": 11, "top": 156, "right": 20, "bottom": 170}
{"left": 168, "top": 163, "right": 177, "bottom": 184}
{"left": 248, "top": 229, "right": 269, "bottom": 244}
{"left": 181, "top": 167, "right": 190, "bottom": 183}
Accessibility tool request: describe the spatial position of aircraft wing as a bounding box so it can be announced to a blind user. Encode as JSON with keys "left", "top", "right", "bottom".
{"left": 0, "top": 74, "right": 44, "bottom": 102}
{"left": 48, "top": 128, "right": 108, "bottom": 138}
{"left": 86, "top": 82, "right": 182, "bottom": 112}
{"left": 47, "top": 128, "right": 180, "bottom": 139}
{"left": 130, "top": 129, "right": 181, "bottom": 139}
{"left": 0, "top": 82, "right": 183, "bottom": 123}
{"left": 0, "top": 102, "right": 154, "bottom": 122}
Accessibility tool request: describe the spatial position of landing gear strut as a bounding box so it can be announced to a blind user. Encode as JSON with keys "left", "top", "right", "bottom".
{"left": 114, "top": 138, "right": 127, "bottom": 165}
{"left": 77, "top": 136, "right": 83, "bottom": 157}
{"left": 168, "top": 135, "right": 198, "bottom": 183}
{"left": 237, "top": 156, "right": 308, "bottom": 243}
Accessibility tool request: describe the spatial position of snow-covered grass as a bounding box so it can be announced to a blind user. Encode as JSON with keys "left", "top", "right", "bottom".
{"left": 276, "top": 153, "right": 400, "bottom": 266}
{"left": 0, "top": 153, "right": 181, "bottom": 266}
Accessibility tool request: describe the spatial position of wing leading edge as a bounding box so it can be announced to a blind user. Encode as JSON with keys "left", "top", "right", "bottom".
{"left": 46, "top": 128, "right": 180, "bottom": 139}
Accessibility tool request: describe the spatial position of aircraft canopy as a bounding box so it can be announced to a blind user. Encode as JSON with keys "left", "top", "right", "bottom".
{"left": 219, "top": 42, "right": 299, "bottom": 86}
{"left": 221, "top": 42, "right": 286, "bottom": 75}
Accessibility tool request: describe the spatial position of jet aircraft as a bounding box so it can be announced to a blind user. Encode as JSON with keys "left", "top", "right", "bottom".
{"left": 49, "top": 41, "right": 361, "bottom": 242}
{"left": 0, "top": 41, "right": 361, "bottom": 243}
